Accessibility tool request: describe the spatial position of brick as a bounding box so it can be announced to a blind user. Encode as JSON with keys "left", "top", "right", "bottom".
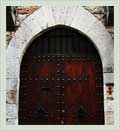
{"left": 16, "top": 7, "right": 40, "bottom": 14}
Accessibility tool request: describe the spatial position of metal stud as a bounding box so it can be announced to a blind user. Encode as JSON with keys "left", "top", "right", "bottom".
{"left": 72, "top": 58, "right": 75, "bottom": 61}
{"left": 46, "top": 78, "right": 49, "bottom": 81}
{"left": 35, "top": 78, "right": 38, "bottom": 80}
{"left": 61, "top": 121, "right": 64, "bottom": 124}
{"left": 57, "top": 117, "right": 60, "bottom": 119}
{"left": 57, "top": 70, "right": 60, "bottom": 73}
{"left": 62, "top": 109, "right": 65, "bottom": 113}
{"left": 73, "top": 78, "right": 76, "bottom": 81}
{"left": 51, "top": 77, "right": 54, "bottom": 80}
{"left": 23, "top": 93, "right": 26, "bottom": 95}
{"left": 68, "top": 78, "right": 71, "bottom": 81}
{"left": 51, "top": 114, "right": 54, "bottom": 118}
{"left": 84, "top": 77, "right": 88, "bottom": 81}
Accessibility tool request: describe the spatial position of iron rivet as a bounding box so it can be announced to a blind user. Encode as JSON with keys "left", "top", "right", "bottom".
{"left": 52, "top": 77, "right": 54, "bottom": 80}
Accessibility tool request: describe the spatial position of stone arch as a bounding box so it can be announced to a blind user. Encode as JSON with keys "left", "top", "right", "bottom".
{"left": 6, "top": 6, "right": 114, "bottom": 125}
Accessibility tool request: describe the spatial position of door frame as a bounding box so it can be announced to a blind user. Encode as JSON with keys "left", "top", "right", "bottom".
{"left": 6, "top": 6, "right": 114, "bottom": 125}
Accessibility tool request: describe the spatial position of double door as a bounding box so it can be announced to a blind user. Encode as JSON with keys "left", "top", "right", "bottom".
{"left": 19, "top": 55, "right": 104, "bottom": 125}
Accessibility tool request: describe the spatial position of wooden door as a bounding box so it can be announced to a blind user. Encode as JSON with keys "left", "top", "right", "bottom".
{"left": 19, "top": 26, "right": 104, "bottom": 125}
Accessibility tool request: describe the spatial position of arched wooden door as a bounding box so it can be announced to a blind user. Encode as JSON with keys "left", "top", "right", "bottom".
{"left": 19, "top": 26, "right": 104, "bottom": 125}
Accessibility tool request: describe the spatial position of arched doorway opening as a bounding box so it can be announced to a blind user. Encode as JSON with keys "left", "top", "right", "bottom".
{"left": 19, "top": 25, "right": 104, "bottom": 125}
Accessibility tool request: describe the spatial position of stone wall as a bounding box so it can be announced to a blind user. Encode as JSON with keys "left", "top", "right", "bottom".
{"left": 6, "top": 6, "right": 114, "bottom": 125}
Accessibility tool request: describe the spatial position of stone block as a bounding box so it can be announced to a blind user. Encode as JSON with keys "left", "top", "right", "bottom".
{"left": 87, "top": 21, "right": 114, "bottom": 68}
{"left": 87, "top": 20, "right": 113, "bottom": 48}
{"left": 103, "top": 73, "right": 114, "bottom": 84}
{"left": 71, "top": 6, "right": 97, "bottom": 34}
{"left": 6, "top": 79, "right": 18, "bottom": 91}
{"left": 42, "top": 6, "right": 55, "bottom": 27}
{"left": 51, "top": 6, "right": 67, "bottom": 25}
{"left": 6, "top": 60, "right": 20, "bottom": 79}
{"left": 104, "top": 100, "right": 114, "bottom": 111}
{"left": 23, "top": 8, "right": 49, "bottom": 34}
{"left": 50, "top": 6, "right": 78, "bottom": 26}
{"left": 105, "top": 111, "right": 114, "bottom": 125}
{"left": 6, "top": 118, "right": 17, "bottom": 125}
{"left": 6, "top": 90, "right": 17, "bottom": 104}
{"left": 6, "top": 104, "right": 17, "bottom": 119}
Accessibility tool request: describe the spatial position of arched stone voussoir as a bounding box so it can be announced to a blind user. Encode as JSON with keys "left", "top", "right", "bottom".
{"left": 6, "top": 46, "right": 20, "bottom": 79}
{"left": 86, "top": 20, "right": 114, "bottom": 71}
{"left": 22, "top": 7, "right": 55, "bottom": 34}
{"left": 71, "top": 6, "right": 98, "bottom": 34}
{"left": 50, "top": 6, "right": 80, "bottom": 26}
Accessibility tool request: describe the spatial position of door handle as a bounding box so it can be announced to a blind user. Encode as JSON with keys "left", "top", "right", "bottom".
{"left": 33, "top": 106, "right": 48, "bottom": 119}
